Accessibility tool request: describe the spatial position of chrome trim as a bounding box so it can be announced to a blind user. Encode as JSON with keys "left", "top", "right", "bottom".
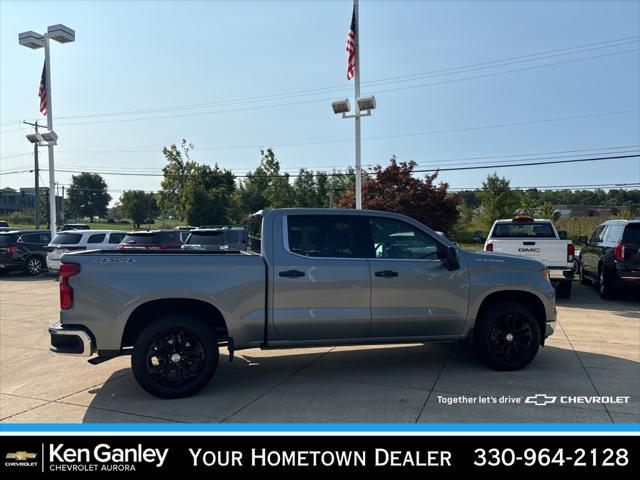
{"left": 49, "top": 322, "right": 94, "bottom": 357}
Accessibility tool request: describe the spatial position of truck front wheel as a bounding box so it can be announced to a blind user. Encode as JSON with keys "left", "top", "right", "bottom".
{"left": 473, "top": 302, "right": 541, "bottom": 371}
{"left": 131, "top": 315, "right": 219, "bottom": 399}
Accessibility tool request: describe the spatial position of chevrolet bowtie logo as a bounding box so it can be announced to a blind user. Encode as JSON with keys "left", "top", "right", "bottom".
{"left": 525, "top": 394, "right": 557, "bottom": 406}
{"left": 6, "top": 451, "right": 37, "bottom": 461}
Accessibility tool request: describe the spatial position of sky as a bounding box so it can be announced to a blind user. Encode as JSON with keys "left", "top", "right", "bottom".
{"left": 1, "top": 0, "right": 639, "bottom": 203}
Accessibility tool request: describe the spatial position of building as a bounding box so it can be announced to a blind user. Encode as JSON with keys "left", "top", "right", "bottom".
{"left": 554, "top": 204, "right": 632, "bottom": 218}
{"left": 0, "top": 187, "right": 62, "bottom": 216}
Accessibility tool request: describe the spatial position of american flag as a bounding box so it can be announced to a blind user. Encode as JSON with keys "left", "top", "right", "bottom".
{"left": 38, "top": 63, "right": 47, "bottom": 116}
{"left": 346, "top": 6, "right": 356, "bottom": 80}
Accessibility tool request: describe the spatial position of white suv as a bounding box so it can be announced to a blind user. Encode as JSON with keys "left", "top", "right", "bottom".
{"left": 46, "top": 230, "right": 126, "bottom": 272}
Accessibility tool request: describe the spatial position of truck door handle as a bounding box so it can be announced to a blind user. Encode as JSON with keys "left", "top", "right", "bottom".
{"left": 279, "top": 270, "right": 305, "bottom": 278}
{"left": 375, "top": 270, "right": 399, "bottom": 278}
{"left": 523, "top": 241, "right": 536, "bottom": 245}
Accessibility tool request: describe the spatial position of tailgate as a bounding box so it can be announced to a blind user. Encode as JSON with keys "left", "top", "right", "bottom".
{"left": 490, "top": 239, "right": 570, "bottom": 267}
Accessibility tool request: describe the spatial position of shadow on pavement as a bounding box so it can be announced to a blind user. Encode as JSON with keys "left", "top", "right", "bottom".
{"left": 80, "top": 342, "right": 639, "bottom": 424}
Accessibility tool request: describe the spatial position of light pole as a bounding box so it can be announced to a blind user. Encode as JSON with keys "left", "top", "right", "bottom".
{"left": 19, "top": 24, "right": 75, "bottom": 238}
{"left": 331, "top": 95, "right": 376, "bottom": 209}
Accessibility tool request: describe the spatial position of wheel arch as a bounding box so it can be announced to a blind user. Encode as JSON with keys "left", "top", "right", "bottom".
{"left": 122, "top": 298, "right": 229, "bottom": 349}
{"left": 474, "top": 290, "right": 548, "bottom": 343}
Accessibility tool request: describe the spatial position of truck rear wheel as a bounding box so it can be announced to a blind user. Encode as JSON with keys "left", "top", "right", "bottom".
{"left": 131, "top": 315, "right": 219, "bottom": 399}
{"left": 555, "top": 280, "right": 572, "bottom": 299}
{"left": 473, "top": 302, "right": 541, "bottom": 371}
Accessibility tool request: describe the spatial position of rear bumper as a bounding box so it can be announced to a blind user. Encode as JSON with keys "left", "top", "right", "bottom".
{"left": 46, "top": 256, "right": 61, "bottom": 271}
{"left": 548, "top": 267, "right": 574, "bottom": 281}
{"left": 49, "top": 321, "right": 94, "bottom": 357}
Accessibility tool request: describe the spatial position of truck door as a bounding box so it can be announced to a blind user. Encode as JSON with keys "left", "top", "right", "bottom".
{"left": 366, "top": 217, "right": 469, "bottom": 337}
{"left": 272, "top": 214, "right": 372, "bottom": 341}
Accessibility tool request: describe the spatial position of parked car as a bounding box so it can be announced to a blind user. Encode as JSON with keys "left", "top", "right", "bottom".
{"left": 484, "top": 216, "right": 575, "bottom": 298}
{"left": 578, "top": 219, "right": 640, "bottom": 299}
{"left": 49, "top": 208, "right": 557, "bottom": 398}
{"left": 46, "top": 230, "right": 126, "bottom": 272}
{"left": 0, "top": 230, "right": 51, "bottom": 275}
{"left": 118, "top": 230, "right": 182, "bottom": 250}
{"left": 182, "top": 227, "right": 247, "bottom": 251}
{"left": 60, "top": 224, "right": 90, "bottom": 231}
{"left": 472, "top": 230, "right": 485, "bottom": 243}
{"left": 0, "top": 221, "right": 9, "bottom": 228}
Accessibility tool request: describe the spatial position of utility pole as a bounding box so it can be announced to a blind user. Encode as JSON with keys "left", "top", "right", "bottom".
{"left": 60, "top": 185, "right": 64, "bottom": 223}
{"left": 23, "top": 120, "right": 40, "bottom": 229}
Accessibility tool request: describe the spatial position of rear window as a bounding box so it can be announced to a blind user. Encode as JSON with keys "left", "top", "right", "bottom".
{"left": 0, "top": 234, "right": 17, "bottom": 245}
{"left": 157, "top": 232, "right": 178, "bottom": 244}
{"left": 491, "top": 222, "right": 556, "bottom": 238}
{"left": 227, "top": 230, "right": 245, "bottom": 244}
{"left": 52, "top": 233, "right": 82, "bottom": 245}
{"left": 122, "top": 233, "right": 156, "bottom": 245}
{"left": 187, "top": 231, "right": 224, "bottom": 245}
{"left": 623, "top": 224, "right": 640, "bottom": 244}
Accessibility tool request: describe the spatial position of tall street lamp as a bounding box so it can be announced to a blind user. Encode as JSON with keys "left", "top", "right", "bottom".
{"left": 331, "top": 95, "right": 376, "bottom": 209}
{"left": 19, "top": 24, "right": 75, "bottom": 237}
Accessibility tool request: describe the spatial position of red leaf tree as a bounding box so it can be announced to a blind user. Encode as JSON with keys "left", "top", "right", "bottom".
{"left": 337, "top": 157, "right": 460, "bottom": 233}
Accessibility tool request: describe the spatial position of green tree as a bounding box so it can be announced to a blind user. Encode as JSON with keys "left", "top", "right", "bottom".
{"left": 537, "top": 202, "right": 561, "bottom": 221}
{"left": 66, "top": 172, "right": 111, "bottom": 222}
{"left": 181, "top": 163, "right": 236, "bottom": 226}
{"left": 158, "top": 140, "right": 196, "bottom": 220}
{"left": 479, "top": 173, "right": 519, "bottom": 229}
{"left": 120, "top": 190, "right": 159, "bottom": 228}
{"left": 518, "top": 188, "right": 540, "bottom": 216}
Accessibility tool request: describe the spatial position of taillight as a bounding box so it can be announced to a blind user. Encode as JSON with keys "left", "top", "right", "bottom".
{"left": 614, "top": 243, "right": 625, "bottom": 262}
{"left": 7, "top": 245, "right": 17, "bottom": 254}
{"left": 60, "top": 262, "right": 80, "bottom": 310}
{"left": 567, "top": 243, "right": 575, "bottom": 262}
{"left": 485, "top": 243, "right": 493, "bottom": 252}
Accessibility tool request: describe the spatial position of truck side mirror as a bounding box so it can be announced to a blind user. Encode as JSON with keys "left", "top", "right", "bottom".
{"left": 446, "top": 246, "right": 460, "bottom": 271}
{"left": 577, "top": 235, "right": 588, "bottom": 245}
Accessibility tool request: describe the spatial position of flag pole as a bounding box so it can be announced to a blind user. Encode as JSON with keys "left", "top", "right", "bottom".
{"left": 44, "top": 34, "right": 57, "bottom": 237}
{"left": 353, "top": 0, "right": 362, "bottom": 209}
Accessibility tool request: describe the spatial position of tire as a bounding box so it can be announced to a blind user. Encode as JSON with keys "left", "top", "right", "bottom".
{"left": 473, "top": 301, "right": 541, "bottom": 371}
{"left": 579, "top": 260, "right": 592, "bottom": 285}
{"left": 131, "top": 315, "right": 219, "bottom": 399}
{"left": 598, "top": 266, "right": 615, "bottom": 300}
{"left": 23, "top": 256, "right": 45, "bottom": 276}
{"left": 555, "top": 280, "right": 572, "bottom": 299}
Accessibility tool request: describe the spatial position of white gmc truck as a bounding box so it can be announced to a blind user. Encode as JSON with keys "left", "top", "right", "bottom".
{"left": 484, "top": 217, "right": 575, "bottom": 298}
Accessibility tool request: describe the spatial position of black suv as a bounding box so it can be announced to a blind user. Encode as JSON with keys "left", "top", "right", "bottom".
{"left": 0, "top": 230, "right": 51, "bottom": 276}
{"left": 578, "top": 219, "right": 640, "bottom": 298}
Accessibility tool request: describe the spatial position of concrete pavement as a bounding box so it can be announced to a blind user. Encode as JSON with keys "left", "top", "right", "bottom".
{"left": 1, "top": 273, "right": 638, "bottom": 424}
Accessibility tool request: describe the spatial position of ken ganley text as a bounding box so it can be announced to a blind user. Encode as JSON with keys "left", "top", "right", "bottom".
{"left": 190, "top": 448, "right": 452, "bottom": 467}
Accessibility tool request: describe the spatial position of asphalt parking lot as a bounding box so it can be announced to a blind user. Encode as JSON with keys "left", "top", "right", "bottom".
{"left": 1, "top": 274, "right": 638, "bottom": 424}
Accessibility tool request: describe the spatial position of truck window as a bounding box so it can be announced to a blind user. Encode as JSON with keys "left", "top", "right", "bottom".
{"left": 247, "top": 214, "right": 262, "bottom": 253}
{"left": 286, "top": 215, "right": 356, "bottom": 258}
{"left": 623, "top": 223, "right": 640, "bottom": 244}
{"left": 368, "top": 217, "right": 442, "bottom": 260}
{"left": 492, "top": 222, "right": 556, "bottom": 238}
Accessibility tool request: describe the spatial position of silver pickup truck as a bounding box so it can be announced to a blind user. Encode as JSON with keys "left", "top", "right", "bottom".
{"left": 49, "top": 208, "right": 557, "bottom": 398}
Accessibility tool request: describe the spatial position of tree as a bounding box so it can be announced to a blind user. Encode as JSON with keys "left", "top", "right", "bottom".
{"left": 120, "top": 191, "right": 159, "bottom": 228}
{"left": 181, "top": 163, "right": 236, "bottom": 226}
{"left": 158, "top": 140, "right": 196, "bottom": 221}
{"left": 66, "top": 172, "right": 111, "bottom": 222}
{"left": 479, "top": 173, "right": 519, "bottom": 229}
{"left": 537, "top": 202, "right": 560, "bottom": 221}
{"left": 337, "top": 157, "right": 461, "bottom": 233}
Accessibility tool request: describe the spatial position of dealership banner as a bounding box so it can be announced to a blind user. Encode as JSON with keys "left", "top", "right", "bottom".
{"left": 0, "top": 435, "right": 635, "bottom": 476}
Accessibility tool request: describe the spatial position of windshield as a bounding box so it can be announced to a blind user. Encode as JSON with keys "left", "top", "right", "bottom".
{"left": 187, "top": 232, "right": 224, "bottom": 245}
{"left": 0, "top": 234, "right": 18, "bottom": 245}
{"left": 492, "top": 222, "right": 556, "bottom": 238}
{"left": 52, "top": 233, "right": 83, "bottom": 245}
{"left": 122, "top": 233, "right": 156, "bottom": 245}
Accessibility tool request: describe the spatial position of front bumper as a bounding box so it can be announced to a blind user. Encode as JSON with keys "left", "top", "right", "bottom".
{"left": 49, "top": 321, "right": 94, "bottom": 357}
